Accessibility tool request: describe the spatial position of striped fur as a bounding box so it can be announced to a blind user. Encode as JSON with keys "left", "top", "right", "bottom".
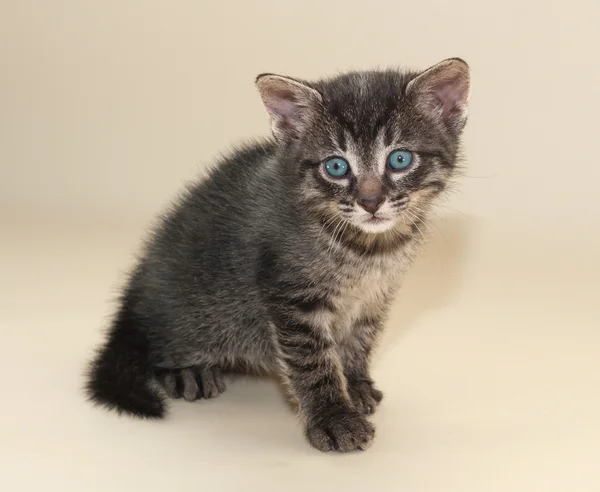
{"left": 85, "top": 58, "right": 470, "bottom": 452}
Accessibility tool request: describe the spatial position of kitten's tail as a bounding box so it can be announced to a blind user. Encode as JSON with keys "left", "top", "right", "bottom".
{"left": 85, "top": 294, "right": 166, "bottom": 419}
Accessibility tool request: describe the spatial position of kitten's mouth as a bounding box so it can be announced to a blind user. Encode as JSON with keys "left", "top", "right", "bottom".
{"left": 365, "top": 216, "right": 388, "bottom": 224}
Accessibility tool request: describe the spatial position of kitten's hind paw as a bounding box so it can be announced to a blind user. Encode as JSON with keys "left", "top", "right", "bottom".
{"left": 157, "top": 365, "right": 226, "bottom": 402}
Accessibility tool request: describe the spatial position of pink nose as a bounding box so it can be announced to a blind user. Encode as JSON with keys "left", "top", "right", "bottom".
{"left": 358, "top": 195, "right": 384, "bottom": 214}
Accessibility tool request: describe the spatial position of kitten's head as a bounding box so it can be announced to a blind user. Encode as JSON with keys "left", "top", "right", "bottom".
{"left": 256, "top": 58, "right": 470, "bottom": 237}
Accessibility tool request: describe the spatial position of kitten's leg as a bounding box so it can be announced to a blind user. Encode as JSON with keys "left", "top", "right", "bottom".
{"left": 342, "top": 315, "right": 385, "bottom": 415}
{"left": 272, "top": 316, "right": 375, "bottom": 452}
{"left": 157, "top": 365, "right": 226, "bottom": 402}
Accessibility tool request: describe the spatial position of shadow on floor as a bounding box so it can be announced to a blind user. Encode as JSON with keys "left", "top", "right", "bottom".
{"left": 376, "top": 214, "right": 475, "bottom": 360}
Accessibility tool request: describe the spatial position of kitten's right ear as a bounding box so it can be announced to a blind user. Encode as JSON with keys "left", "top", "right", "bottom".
{"left": 255, "top": 74, "right": 322, "bottom": 140}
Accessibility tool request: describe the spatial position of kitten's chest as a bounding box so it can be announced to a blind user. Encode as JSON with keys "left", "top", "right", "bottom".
{"left": 328, "top": 256, "right": 403, "bottom": 340}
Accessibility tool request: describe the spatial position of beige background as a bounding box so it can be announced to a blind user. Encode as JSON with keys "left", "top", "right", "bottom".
{"left": 1, "top": 1, "right": 599, "bottom": 491}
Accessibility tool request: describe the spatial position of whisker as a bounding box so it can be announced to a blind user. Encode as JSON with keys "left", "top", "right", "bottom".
{"left": 405, "top": 216, "right": 426, "bottom": 245}
{"left": 326, "top": 218, "right": 339, "bottom": 255}
{"left": 408, "top": 211, "right": 433, "bottom": 235}
{"left": 333, "top": 219, "right": 348, "bottom": 253}
{"left": 317, "top": 214, "right": 338, "bottom": 242}
{"left": 404, "top": 210, "right": 428, "bottom": 244}
{"left": 409, "top": 205, "right": 452, "bottom": 253}
{"left": 339, "top": 220, "right": 350, "bottom": 250}
{"left": 463, "top": 174, "right": 495, "bottom": 179}
{"left": 327, "top": 218, "right": 344, "bottom": 255}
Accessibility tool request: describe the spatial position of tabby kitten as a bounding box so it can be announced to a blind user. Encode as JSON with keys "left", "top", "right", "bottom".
{"left": 86, "top": 58, "right": 470, "bottom": 452}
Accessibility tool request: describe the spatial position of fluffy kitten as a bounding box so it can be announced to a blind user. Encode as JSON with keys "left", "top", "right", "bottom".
{"left": 86, "top": 58, "right": 470, "bottom": 452}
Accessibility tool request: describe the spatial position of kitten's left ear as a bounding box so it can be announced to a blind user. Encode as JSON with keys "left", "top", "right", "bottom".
{"left": 406, "top": 58, "right": 471, "bottom": 132}
{"left": 255, "top": 74, "right": 322, "bottom": 140}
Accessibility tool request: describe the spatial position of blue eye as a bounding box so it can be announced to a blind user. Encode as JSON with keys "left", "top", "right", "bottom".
{"left": 323, "top": 157, "right": 349, "bottom": 178}
{"left": 387, "top": 150, "right": 413, "bottom": 171}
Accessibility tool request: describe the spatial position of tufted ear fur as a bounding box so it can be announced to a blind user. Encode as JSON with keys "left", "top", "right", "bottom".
{"left": 255, "top": 74, "right": 322, "bottom": 140}
{"left": 406, "top": 58, "right": 470, "bottom": 132}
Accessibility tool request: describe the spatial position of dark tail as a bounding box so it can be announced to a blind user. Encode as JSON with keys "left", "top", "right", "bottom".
{"left": 85, "top": 294, "right": 166, "bottom": 419}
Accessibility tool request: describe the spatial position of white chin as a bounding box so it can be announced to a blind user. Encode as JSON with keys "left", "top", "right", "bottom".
{"left": 355, "top": 217, "right": 396, "bottom": 234}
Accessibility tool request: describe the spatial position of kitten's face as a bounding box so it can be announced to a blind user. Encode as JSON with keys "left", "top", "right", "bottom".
{"left": 257, "top": 59, "right": 470, "bottom": 236}
{"left": 296, "top": 113, "right": 454, "bottom": 235}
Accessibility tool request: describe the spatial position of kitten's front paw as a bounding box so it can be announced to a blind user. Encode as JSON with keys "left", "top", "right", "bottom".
{"left": 348, "top": 379, "right": 383, "bottom": 415}
{"left": 306, "top": 409, "right": 375, "bottom": 452}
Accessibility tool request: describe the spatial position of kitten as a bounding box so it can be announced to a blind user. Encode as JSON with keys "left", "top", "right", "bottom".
{"left": 85, "top": 58, "right": 470, "bottom": 452}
